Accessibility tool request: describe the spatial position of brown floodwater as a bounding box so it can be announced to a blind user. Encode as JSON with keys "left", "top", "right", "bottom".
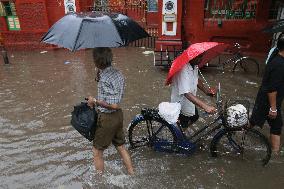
{"left": 0, "top": 47, "right": 283, "bottom": 189}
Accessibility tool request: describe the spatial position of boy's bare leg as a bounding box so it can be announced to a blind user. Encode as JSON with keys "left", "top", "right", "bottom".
{"left": 116, "top": 145, "right": 134, "bottom": 175}
{"left": 93, "top": 147, "right": 104, "bottom": 173}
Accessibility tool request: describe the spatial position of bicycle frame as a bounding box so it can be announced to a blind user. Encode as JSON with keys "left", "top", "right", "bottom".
{"left": 186, "top": 114, "right": 224, "bottom": 144}
{"left": 136, "top": 105, "right": 225, "bottom": 152}
{"left": 205, "top": 53, "right": 243, "bottom": 72}
{"left": 132, "top": 83, "right": 247, "bottom": 155}
{"left": 140, "top": 108, "right": 245, "bottom": 156}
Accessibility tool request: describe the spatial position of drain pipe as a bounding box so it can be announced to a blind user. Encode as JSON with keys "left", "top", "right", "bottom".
{"left": 1, "top": 45, "right": 9, "bottom": 64}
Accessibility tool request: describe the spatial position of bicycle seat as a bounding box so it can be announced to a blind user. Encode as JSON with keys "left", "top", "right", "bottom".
{"left": 141, "top": 108, "right": 162, "bottom": 121}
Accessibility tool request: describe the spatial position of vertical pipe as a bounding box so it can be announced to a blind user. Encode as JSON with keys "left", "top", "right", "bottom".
{"left": 0, "top": 32, "right": 9, "bottom": 63}
{"left": 160, "top": 47, "right": 162, "bottom": 65}
{"left": 1, "top": 46, "right": 9, "bottom": 64}
{"left": 3, "top": 50, "right": 9, "bottom": 64}
{"left": 153, "top": 48, "right": 156, "bottom": 66}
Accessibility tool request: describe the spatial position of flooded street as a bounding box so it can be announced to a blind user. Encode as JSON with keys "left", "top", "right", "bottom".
{"left": 0, "top": 47, "right": 284, "bottom": 188}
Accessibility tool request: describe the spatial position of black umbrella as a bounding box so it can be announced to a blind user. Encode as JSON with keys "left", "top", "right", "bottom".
{"left": 41, "top": 11, "right": 150, "bottom": 51}
{"left": 262, "top": 19, "right": 284, "bottom": 33}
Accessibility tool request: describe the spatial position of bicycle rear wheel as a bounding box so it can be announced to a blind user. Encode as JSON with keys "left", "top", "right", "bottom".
{"left": 210, "top": 128, "right": 271, "bottom": 166}
{"left": 233, "top": 57, "right": 260, "bottom": 76}
{"left": 128, "top": 115, "right": 177, "bottom": 149}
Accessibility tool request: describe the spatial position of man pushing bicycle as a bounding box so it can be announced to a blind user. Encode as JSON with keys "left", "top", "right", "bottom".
{"left": 166, "top": 42, "right": 229, "bottom": 133}
{"left": 170, "top": 55, "right": 217, "bottom": 132}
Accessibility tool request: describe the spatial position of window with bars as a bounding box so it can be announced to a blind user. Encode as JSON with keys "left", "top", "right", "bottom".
{"left": 0, "top": 1, "right": 20, "bottom": 31}
{"left": 269, "top": 0, "right": 284, "bottom": 20}
{"left": 0, "top": 1, "right": 17, "bottom": 16}
{"left": 204, "top": 0, "right": 258, "bottom": 20}
{"left": 147, "top": 0, "right": 158, "bottom": 12}
{"left": 0, "top": 2, "right": 6, "bottom": 16}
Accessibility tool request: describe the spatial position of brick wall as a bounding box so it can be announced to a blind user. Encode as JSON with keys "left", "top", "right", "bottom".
{"left": 0, "top": 17, "right": 8, "bottom": 31}
{"left": 2, "top": 31, "right": 53, "bottom": 50}
{"left": 45, "top": 0, "right": 65, "bottom": 26}
{"left": 2, "top": 0, "right": 49, "bottom": 49}
{"left": 16, "top": 0, "right": 49, "bottom": 31}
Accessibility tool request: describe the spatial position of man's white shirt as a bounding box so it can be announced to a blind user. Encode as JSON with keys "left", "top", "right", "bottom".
{"left": 171, "top": 64, "right": 198, "bottom": 116}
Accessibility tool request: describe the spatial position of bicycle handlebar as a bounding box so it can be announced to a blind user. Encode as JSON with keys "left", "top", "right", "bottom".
{"left": 233, "top": 42, "right": 250, "bottom": 50}
{"left": 234, "top": 43, "right": 241, "bottom": 49}
{"left": 215, "top": 83, "right": 224, "bottom": 114}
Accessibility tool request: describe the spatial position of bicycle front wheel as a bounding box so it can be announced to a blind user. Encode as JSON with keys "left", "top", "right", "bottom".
{"left": 210, "top": 128, "right": 271, "bottom": 166}
{"left": 233, "top": 57, "right": 260, "bottom": 76}
{"left": 128, "top": 115, "right": 177, "bottom": 149}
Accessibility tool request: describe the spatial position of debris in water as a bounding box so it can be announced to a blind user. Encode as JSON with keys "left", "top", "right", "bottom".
{"left": 142, "top": 51, "right": 154, "bottom": 55}
{"left": 64, "top": 61, "right": 71, "bottom": 64}
{"left": 40, "top": 51, "right": 48, "bottom": 54}
{"left": 246, "top": 81, "right": 257, "bottom": 85}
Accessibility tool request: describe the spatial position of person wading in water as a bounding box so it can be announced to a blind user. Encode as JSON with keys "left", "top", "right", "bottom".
{"left": 87, "top": 47, "right": 134, "bottom": 175}
{"left": 249, "top": 33, "right": 284, "bottom": 155}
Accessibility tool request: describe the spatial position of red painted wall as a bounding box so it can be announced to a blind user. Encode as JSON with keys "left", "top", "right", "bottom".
{"left": 1, "top": 0, "right": 86, "bottom": 50}
{"left": 45, "top": 0, "right": 83, "bottom": 26}
{"left": 146, "top": 12, "right": 159, "bottom": 27}
{"left": 0, "top": 17, "right": 8, "bottom": 31}
{"left": 79, "top": 0, "right": 93, "bottom": 11}
{"left": 0, "top": 0, "right": 273, "bottom": 53}
{"left": 45, "top": 0, "right": 65, "bottom": 27}
{"left": 16, "top": 0, "right": 49, "bottom": 31}
{"left": 181, "top": 0, "right": 272, "bottom": 54}
{"left": 2, "top": 0, "right": 50, "bottom": 49}
{"left": 155, "top": 0, "right": 273, "bottom": 54}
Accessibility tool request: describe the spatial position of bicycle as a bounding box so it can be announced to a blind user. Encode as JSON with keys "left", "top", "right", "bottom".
{"left": 204, "top": 43, "right": 260, "bottom": 76}
{"left": 128, "top": 85, "right": 271, "bottom": 166}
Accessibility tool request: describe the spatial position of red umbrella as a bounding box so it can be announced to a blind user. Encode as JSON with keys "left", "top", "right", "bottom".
{"left": 166, "top": 42, "right": 229, "bottom": 85}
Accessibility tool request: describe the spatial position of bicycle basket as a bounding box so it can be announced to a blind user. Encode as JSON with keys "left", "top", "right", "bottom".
{"left": 224, "top": 100, "right": 250, "bottom": 129}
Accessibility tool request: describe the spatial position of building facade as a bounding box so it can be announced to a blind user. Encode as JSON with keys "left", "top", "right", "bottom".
{"left": 0, "top": 0, "right": 92, "bottom": 49}
{"left": 0, "top": 0, "right": 282, "bottom": 53}
{"left": 156, "top": 0, "right": 283, "bottom": 54}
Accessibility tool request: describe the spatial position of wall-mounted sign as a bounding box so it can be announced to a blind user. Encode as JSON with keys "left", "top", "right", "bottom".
{"left": 64, "top": 0, "right": 76, "bottom": 14}
{"left": 211, "top": 10, "right": 256, "bottom": 19}
{"left": 163, "top": 14, "right": 176, "bottom": 22}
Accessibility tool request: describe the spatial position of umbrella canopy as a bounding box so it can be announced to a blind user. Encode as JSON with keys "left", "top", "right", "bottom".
{"left": 262, "top": 19, "right": 284, "bottom": 33}
{"left": 41, "top": 11, "right": 150, "bottom": 51}
{"left": 166, "top": 42, "right": 229, "bottom": 85}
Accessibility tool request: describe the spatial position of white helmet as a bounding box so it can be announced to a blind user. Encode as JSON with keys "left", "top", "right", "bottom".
{"left": 226, "top": 104, "right": 248, "bottom": 127}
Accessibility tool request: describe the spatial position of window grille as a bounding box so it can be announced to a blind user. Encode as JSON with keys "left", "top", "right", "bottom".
{"left": 204, "top": 0, "right": 258, "bottom": 20}
{"left": 269, "top": 0, "right": 284, "bottom": 20}
{"left": 147, "top": 0, "right": 158, "bottom": 12}
{"left": 0, "top": 3, "right": 5, "bottom": 16}
{"left": 0, "top": 2, "right": 16, "bottom": 16}
{"left": 0, "top": 1, "right": 20, "bottom": 31}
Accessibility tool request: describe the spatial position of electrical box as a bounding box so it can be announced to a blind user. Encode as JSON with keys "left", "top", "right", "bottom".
{"left": 162, "top": 0, "right": 177, "bottom": 36}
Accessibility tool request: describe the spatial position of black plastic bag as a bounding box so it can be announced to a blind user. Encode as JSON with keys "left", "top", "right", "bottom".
{"left": 71, "top": 102, "right": 97, "bottom": 141}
